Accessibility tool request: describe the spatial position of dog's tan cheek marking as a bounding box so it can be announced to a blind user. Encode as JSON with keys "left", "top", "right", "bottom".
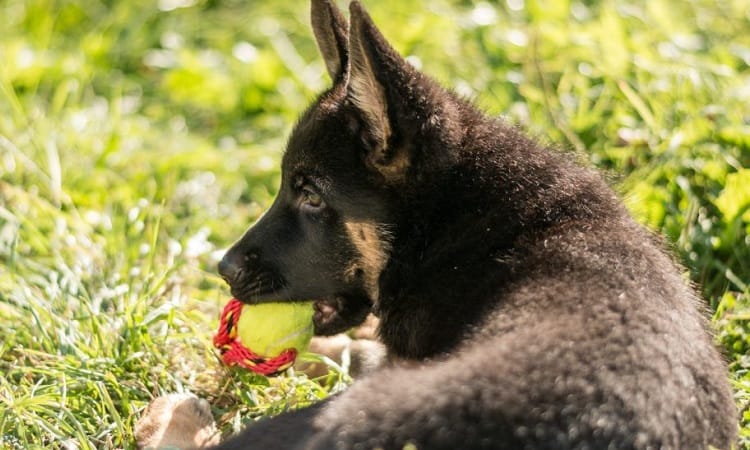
{"left": 344, "top": 221, "right": 391, "bottom": 303}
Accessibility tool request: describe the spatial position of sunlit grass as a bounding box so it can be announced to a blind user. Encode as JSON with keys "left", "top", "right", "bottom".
{"left": 1, "top": 0, "right": 749, "bottom": 448}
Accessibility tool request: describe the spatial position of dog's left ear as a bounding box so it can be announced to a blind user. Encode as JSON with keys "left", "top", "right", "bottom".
{"left": 311, "top": 0, "right": 349, "bottom": 82}
{"left": 347, "top": 1, "right": 414, "bottom": 180}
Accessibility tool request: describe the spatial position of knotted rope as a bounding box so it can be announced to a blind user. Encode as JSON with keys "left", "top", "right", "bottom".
{"left": 212, "top": 298, "right": 298, "bottom": 376}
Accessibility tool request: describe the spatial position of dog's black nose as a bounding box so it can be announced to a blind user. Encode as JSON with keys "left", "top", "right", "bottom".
{"left": 218, "top": 252, "right": 244, "bottom": 284}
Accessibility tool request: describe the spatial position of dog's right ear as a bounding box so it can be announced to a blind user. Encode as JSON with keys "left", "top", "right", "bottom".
{"left": 311, "top": 0, "right": 349, "bottom": 83}
{"left": 346, "top": 1, "right": 415, "bottom": 182}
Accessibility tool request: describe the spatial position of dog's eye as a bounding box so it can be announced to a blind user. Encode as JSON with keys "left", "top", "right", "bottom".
{"left": 301, "top": 187, "right": 324, "bottom": 210}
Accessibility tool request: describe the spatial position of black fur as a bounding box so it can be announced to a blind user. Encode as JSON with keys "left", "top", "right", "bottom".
{"left": 216, "top": 1, "right": 737, "bottom": 448}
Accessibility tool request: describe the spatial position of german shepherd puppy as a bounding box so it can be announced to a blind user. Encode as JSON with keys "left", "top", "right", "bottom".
{"left": 213, "top": 1, "right": 737, "bottom": 448}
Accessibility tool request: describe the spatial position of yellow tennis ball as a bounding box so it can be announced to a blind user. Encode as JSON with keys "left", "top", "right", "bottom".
{"left": 236, "top": 302, "right": 314, "bottom": 358}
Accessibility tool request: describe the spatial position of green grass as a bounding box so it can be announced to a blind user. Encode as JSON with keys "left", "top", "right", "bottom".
{"left": 1, "top": 0, "right": 749, "bottom": 448}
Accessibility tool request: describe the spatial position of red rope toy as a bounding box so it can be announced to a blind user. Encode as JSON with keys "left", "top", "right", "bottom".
{"left": 212, "top": 298, "right": 298, "bottom": 376}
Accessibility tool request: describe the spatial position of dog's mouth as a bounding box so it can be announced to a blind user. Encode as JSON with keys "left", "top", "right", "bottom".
{"left": 232, "top": 291, "right": 371, "bottom": 336}
{"left": 311, "top": 294, "right": 373, "bottom": 336}
{"left": 312, "top": 296, "right": 346, "bottom": 333}
{"left": 227, "top": 266, "right": 373, "bottom": 335}
{"left": 227, "top": 272, "right": 286, "bottom": 304}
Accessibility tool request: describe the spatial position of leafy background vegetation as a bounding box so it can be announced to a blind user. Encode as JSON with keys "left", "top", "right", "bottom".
{"left": 1, "top": 0, "right": 748, "bottom": 448}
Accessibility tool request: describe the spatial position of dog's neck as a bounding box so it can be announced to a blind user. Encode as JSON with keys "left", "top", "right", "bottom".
{"left": 374, "top": 112, "right": 620, "bottom": 360}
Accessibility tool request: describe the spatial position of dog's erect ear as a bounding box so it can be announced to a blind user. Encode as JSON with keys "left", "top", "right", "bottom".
{"left": 311, "top": 0, "right": 349, "bottom": 82}
{"left": 347, "top": 1, "right": 414, "bottom": 180}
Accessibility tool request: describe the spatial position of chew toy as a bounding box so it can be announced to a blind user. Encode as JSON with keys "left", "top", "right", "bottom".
{"left": 213, "top": 298, "right": 314, "bottom": 376}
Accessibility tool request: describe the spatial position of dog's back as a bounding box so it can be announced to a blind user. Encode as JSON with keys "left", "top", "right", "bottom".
{"left": 313, "top": 115, "right": 736, "bottom": 449}
{"left": 213, "top": 1, "right": 737, "bottom": 448}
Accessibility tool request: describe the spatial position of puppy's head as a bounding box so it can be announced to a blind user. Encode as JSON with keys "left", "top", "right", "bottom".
{"left": 219, "top": 0, "right": 461, "bottom": 334}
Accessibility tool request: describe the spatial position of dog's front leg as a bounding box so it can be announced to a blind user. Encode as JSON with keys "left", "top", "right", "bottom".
{"left": 210, "top": 397, "right": 334, "bottom": 450}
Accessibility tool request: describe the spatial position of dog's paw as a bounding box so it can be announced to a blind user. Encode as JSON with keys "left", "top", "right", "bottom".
{"left": 134, "top": 393, "right": 219, "bottom": 449}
